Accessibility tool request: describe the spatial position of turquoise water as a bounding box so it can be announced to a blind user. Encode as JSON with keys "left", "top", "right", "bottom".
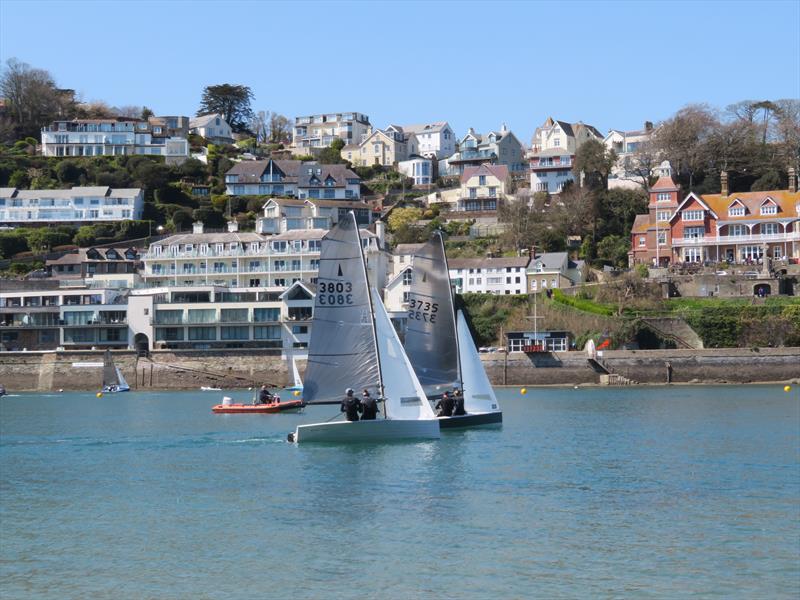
{"left": 1, "top": 386, "right": 798, "bottom": 599}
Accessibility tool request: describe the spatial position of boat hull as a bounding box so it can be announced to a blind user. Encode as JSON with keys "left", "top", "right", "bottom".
{"left": 438, "top": 411, "right": 503, "bottom": 429}
{"left": 293, "top": 418, "right": 440, "bottom": 443}
{"left": 213, "top": 401, "right": 304, "bottom": 414}
{"left": 102, "top": 387, "right": 130, "bottom": 393}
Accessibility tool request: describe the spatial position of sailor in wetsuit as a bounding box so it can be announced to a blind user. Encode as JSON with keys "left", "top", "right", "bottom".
{"left": 435, "top": 391, "right": 454, "bottom": 417}
{"left": 452, "top": 388, "right": 466, "bottom": 416}
{"left": 360, "top": 389, "right": 378, "bottom": 420}
{"left": 258, "top": 385, "right": 272, "bottom": 404}
{"left": 340, "top": 388, "right": 361, "bottom": 421}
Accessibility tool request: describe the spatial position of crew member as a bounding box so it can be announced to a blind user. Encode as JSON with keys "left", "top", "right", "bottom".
{"left": 341, "top": 388, "right": 361, "bottom": 421}
{"left": 452, "top": 388, "right": 466, "bottom": 416}
{"left": 435, "top": 391, "right": 454, "bottom": 417}
{"left": 258, "top": 385, "right": 271, "bottom": 404}
{"left": 360, "top": 389, "right": 378, "bottom": 420}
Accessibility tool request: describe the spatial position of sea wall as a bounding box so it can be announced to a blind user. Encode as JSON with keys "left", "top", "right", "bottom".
{"left": 0, "top": 347, "right": 798, "bottom": 392}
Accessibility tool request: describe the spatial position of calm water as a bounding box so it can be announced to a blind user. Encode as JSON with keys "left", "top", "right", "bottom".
{"left": 1, "top": 386, "right": 798, "bottom": 599}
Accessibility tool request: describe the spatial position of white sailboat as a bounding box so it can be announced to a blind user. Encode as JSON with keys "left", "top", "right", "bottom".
{"left": 406, "top": 232, "right": 501, "bottom": 428}
{"left": 101, "top": 350, "right": 130, "bottom": 393}
{"left": 284, "top": 354, "right": 303, "bottom": 392}
{"left": 289, "top": 213, "right": 439, "bottom": 443}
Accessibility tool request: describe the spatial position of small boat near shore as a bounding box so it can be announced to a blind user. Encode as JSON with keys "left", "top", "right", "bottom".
{"left": 101, "top": 350, "right": 130, "bottom": 393}
{"left": 212, "top": 398, "right": 303, "bottom": 414}
{"left": 201, "top": 386, "right": 222, "bottom": 392}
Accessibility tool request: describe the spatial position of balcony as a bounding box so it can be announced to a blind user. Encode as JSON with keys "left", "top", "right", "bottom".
{"left": 671, "top": 231, "right": 800, "bottom": 247}
{"left": 450, "top": 150, "right": 496, "bottom": 163}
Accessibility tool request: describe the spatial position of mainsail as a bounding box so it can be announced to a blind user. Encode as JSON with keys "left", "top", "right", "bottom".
{"left": 302, "top": 214, "right": 381, "bottom": 403}
{"left": 456, "top": 310, "right": 500, "bottom": 414}
{"left": 371, "top": 288, "right": 435, "bottom": 421}
{"left": 102, "top": 350, "right": 118, "bottom": 388}
{"left": 404, "top": 232, "right": 460, "bottom": 393}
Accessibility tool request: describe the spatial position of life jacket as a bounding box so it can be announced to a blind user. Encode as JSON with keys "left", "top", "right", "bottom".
{"left": 361, "top": 397, "right": 378, "bottom": 420}
{"left": 341, "top": 397, "right": 360, "bottom": 421}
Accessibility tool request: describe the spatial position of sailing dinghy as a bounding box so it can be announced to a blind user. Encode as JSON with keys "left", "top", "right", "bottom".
{"left": 289, "top": 213, "right": 439, "bottom": 443}
{"left": 406, "top": 232, "right": 501, "bottom": 428}
{"left": 284, "top": 354, "right": 303, "bottom": 393}
{"left": 101, "top": 350, "right": 130, "bottom": 393}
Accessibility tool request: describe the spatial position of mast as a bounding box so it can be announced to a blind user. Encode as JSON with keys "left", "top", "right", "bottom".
{"left": 436, "top": 230, "right": 462, "bottom": 390}
{"left": 354, "top": 212, "right": 386, "bottom": 416}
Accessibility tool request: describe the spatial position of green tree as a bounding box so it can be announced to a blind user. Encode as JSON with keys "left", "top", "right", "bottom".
{"left": 317, "top": 138, "right": 347, "bottom": 164}
{"left": 192, "top": 206, "right": 226, "bottom": 228}
{"left": 0, "top": 58, "right": 68, "bottom": 141}
{"left": 573, "top": 138, "right": 617, "bottom": 191}
{"left": 172, "top": 208, "right": 195, "bottom": 230}
{"left": 56, "top": 160, "right": 86, "bottom": 185}
{"left": 73, "top": 226, "right": 97, "bottom": 247}
{"left": 387, "top": 206, "right": 423, "bottom": 232}
{"left": 596, "top": 234, "right": 630, "bottom": 268}
{"left": 197, "top": 84, "right": 254, "bottom": 132}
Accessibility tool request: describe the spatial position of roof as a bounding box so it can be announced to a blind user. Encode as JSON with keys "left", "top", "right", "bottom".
{"left": 226, "top": 159, "right": 303, "bottom": 184}
{"left": 650, "top": 175, "right": 679, "bottom": 192}
{"left": 631, "top": 214, "right": 650, "bottom": 234}
{"left": 297, "top": 164, "right": 359, "bottom": 188}
{"left": 699, "top": 190, "right": 800, "bottom": 222}
{"left": 306, "top": 199, "right": 370, "bottom": 209}
{"left": 271, "top": 228, "right": 376, "bottom": 241}
{"left": 448, "top": 257, "right": 530, "bottom": 270}
{"left": 189, "top": 113, "right": 228, "bottom": 129}
{"left": 394, "top": 243, "right": 426, "bottom": 256}
{"left": 6, "top": 186, "right": 141, "bottom": 199}
{"left": 399, "top": 121, "right": 450, "bottom": 135}
{"left": 461, "top": 164, "right": 510, "bottom": 183}
{"left": 152, "top": 232, "right": 264, "bottom": 246}
{"left": 0, "top": 187, "right": 18, "bottom": 198}
{"left": 529, "top": 252, "right": 568, "bottom": 271}
{"left": 47, "top": 247, "right": 139, "bottom": 266}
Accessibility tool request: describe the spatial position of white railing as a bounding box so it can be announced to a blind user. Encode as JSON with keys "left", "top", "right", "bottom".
{"left": 671, "top": 231, "right": 800, "bottom": 246}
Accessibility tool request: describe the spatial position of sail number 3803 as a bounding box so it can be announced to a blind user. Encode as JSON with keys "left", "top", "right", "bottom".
{"left": 408, "top": 298, "right": 438, "bottom": 323}
{"left": 318, "top": 281, "right": 353, "bottom": 305}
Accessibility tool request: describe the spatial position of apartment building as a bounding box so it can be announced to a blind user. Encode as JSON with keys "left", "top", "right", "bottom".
{"left": 224, "top": 159, "right": 361, "bottom": 199}
{"left": 0, "top": 186, "right": 144, "bottom": 224}
{"left": 397, "top": 121, "right": 456, "bottom": 159}
{"left": 603, "top": 123, "right": 658, "bottom": 189}
{"left": 0, "top": 285, "right": 129, "bottom": 351}
{"left": 292, "top": 112, "right": 371, "bottom": 150}
{"left": 340, "top": 126, "right": 418, "bottom": 167}
{"left": 528, "top": 117, "right": 603, "bottom": 193}
{"left": 629, "top": 170, "right": 800, "bottom": 265}
{"left": 256, "top": 198, "right": 373, "bottom": 234}
{"left": 189, "top": 113, "right": 234, "bottom": 144}
{"left": 141, "top": 221, "right": 388, "bottom": 290}
{"left": 41, "top": 116, "right": 189, "bottom": 164}
{"left": 445, "top": 124, "right": 526, "bottom": 175}
{"left": 449, "top": 257, "right": 530, "bottom": 295}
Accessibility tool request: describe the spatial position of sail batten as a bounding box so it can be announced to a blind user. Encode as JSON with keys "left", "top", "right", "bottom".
{"left": 404, "top": 233, "right": 460, "bottom": 392}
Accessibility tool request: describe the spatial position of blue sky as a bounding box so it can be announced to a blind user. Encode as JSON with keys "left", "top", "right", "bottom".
{"left": 2, "top": 0, "right": 798, "bottom": 142}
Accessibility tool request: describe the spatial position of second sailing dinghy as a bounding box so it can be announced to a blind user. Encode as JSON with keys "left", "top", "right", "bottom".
{"left": 406, "top": 232, "right": 501, "bottom": 428}
{"left": 289, "top": 213, "right": 439, "bottom": 443}
{"left": 101, "top": 349, "right": 130, "bottom": 393}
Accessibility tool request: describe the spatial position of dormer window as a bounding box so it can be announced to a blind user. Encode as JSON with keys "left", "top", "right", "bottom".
{"left": 760, "top": 199, "right": 778, "bottom": 215}
{"left": 728, "top": 205, "right": 745, "bottom": 217}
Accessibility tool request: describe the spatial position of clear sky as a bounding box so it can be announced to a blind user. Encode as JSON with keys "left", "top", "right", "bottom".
{"left": 1, "top": 0, "right": 798, "bottom": 142}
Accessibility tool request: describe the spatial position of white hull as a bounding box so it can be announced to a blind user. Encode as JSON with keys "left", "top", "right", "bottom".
{"left": 294, "top": 418, "right": 440, "bottom": 443}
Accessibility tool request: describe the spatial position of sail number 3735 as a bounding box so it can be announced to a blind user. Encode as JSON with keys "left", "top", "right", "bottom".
{"left": 408, "top": 298, "right": 438, "bottom": 322}
{"left": 318, "top": 281, "right": 353, "bottom": 305}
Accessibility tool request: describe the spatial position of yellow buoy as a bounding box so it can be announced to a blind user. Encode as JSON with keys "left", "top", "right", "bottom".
{"left": 784, "top": 385, "right": 792, "bottom": 393}
{"left": 520, "top": 388, "right": 527, "bottom": 395}
{"left": 293, "top": 390, "right": 301, "bottom": 397}
{"left": 96, "top": 392, "right": 103, "bottom": 398}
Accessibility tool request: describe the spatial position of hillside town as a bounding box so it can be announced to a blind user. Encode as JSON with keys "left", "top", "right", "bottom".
{"left": 1, "top": 59, "right": 799, "bottom": 366}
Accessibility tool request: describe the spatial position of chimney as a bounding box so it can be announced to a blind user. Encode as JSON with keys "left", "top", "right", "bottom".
{"left": 468, "top": 127, "right": 475, "bottom": 135}
{"left": 789, "top": 167, "right": 797, "bottom": 193}
{"left": 720, "top": 171, "right": 729, "bottom": 196}
{"left": 645, "top": 121, "right": 654, "bottom": 131}
{"left": 227, "top": 221, "right": 239, "bottom": 233}
{"left": 375, "top": 220, "right": 385, "bottom": 246}
{"left": 501, "top": 122, "right": 508, "bottom": 133}
{"left": 192, "top": 221, "right": 204, "bottom": 234}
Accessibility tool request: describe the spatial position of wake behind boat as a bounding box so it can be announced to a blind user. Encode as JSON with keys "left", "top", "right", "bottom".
{"left": 289, "top": 213, "right": 439, "bottom": 443}
{"left": 406, "top": 232, "right": 502, "bottom": 428}
{"left": 101, "top": 350, "right": 130, "bottom": 393}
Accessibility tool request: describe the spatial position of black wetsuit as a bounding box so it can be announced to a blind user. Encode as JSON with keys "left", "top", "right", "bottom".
{"left": 436, "top": 395, "right": 454, "bottom": 417}
{"left": 360, "top": 396, "right": 378, "bottom": 420}
{"left": 259, "top": 389, "right": 271, "bottom": 404}
{"left": 341, "top": 396, "right": 361, "bottom": 421}
{"left": 452, "top": 394, "right": 466, "bottom": 416}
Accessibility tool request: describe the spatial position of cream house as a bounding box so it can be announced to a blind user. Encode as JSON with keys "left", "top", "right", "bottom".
{"left": 341, "top": 127, "right": 418, "bottom": 167}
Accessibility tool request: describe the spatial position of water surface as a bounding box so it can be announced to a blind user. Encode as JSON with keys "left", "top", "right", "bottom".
{"left": 1, "top": 386, "right": 798, "bottom": 598}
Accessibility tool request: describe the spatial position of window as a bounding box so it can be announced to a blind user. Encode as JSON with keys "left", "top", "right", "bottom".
{"left": 220, "top": 308, "right": 248, "bottom": 322}
{"left": 187, "top": 309, "right": 215, "bottom": 323}
{"left": 683, "top": 248, "right": 702, "bottom": 262}
{"left": 729, "top": 224, "right": 747, "bottom": 237}
{"left": 657, "top": 231, "right": 667, "bottom": 246}
{"left": 656, "top": 192, "right": 671, "bottom": 202}
{"left": 761, "top": 223, "right": 779, "bottom": 235}
{"left": 221, "top": 326, "right": 249, "bottom": 340}
{"left": 682, "top": 210, "right": 704, "bottom": 221}
{"left": 761, "top": 203, "right": 777, "bottom": 215}
{"left": 683, "top": 226, "right": 704, "bottom": 239}
{"left": 254, "top": 308, "right": 279, "bottom": 322}
{"left": 638, "top": 236, "right": 646, "bottom": 247}
{"left": 656, "top": 210, "right": 671, "bottom": 222}
{"left": 728, "top": 204, "right": 745, "bottom": 217}
{"left": 469, "top": 188, "right": 477, "bottom": 199}
{"left": 188, "top": 327, "right": 216, "bottom": 340}
{"left": 253, "top": 325, "right": 281, "bottom": 339}
{"left": 402, "top": 270, "right": 412, "bottom": 285}
{"left": 478, "top": 175, "right": 486, "bottom": 185}
{"left": 291, "top": 325, "right": 308, "bottom": 334}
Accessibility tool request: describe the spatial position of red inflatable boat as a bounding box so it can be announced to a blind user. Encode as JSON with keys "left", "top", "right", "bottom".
{"left": 212, "top": 400, "right": 304, "bottom": 414}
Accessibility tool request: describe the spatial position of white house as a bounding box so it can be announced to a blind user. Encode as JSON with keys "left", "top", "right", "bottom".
{"left": 603, "top": 123, "right": 659, "bottom": 189}
{"left": 448, "top": 257, "right": 530, "bottom": 295}
{"left": 292, "top": 112, "right": 371, "bottom": 150}
{"left": 396, "top": 121, "right": 456, "bottom": 158}
{"left": 256, "top": 198, "right": 375, "bottom": 234}
{"left": 397, "top": 156, "right": 434, "bottom": 186}
{"left": 41, "top": 117, "right": 189, "bottom": 164}
{"left": 445, "top": 124, "right": 526, "bottom": 175}
{"left": 189, "top": 113, "right": 234, "bottom": 144}
{"left": 0, "top": 186, "right": 143, "bottom": 224}
{"left": 528, "top": 117, "right": 603, "bottom": 194}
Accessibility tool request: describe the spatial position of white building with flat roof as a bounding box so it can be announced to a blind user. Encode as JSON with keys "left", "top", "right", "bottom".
{"left": 292, "top": 112, "right": 371, "bottom": 150}
{"left": 0, "top": 186, "right": 143, "bottom": 224}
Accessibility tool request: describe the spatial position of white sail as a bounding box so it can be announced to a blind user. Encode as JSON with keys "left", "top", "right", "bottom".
{"left": 404, "top": 232, "right": 460, "bottom": 394}
{"left": 115, "top": 366, "right": 130, "bottom": 391}
{"left": 371, "top": 288, "right": 435, "bottom": 421}
{"left": 102, "top": 350, "right": 117, "bottom": 388}
{"left": 302, "top": 214, "right": 381, "bottom": 403}
{"left": 456, "top": 310, "right": 500, "bottom": 414}
{"left": 290, "top": 355, "right": 303, "bottom": 389}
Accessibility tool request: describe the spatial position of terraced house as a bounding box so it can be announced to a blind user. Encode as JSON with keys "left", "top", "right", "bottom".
{"left": 224, "top": 160, "right": 361, "bottom": 199}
